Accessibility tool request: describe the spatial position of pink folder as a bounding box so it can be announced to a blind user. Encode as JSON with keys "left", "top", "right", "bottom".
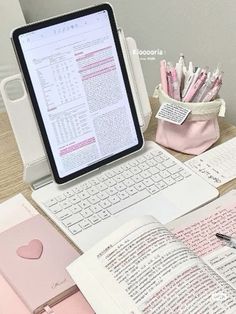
{"left": 0, "top": 275, "right": 94, "bottom": 314}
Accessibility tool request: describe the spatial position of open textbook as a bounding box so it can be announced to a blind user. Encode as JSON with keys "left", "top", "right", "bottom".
{"left": 68, "top": 206, "right": 236, "bottom": 314}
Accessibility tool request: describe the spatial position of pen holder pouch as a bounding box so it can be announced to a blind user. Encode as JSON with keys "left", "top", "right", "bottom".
{"left": 154, "top": 84, "right": 226, "bottom": 155}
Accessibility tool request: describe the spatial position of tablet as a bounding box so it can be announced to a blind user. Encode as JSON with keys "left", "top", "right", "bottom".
{"left": 12, "top": 3, "right": 143, "bottom": 184}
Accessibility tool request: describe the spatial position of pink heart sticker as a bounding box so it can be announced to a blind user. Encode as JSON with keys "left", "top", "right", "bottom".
{"left": 17, "top": 239, "right": 43, "bottom": 260}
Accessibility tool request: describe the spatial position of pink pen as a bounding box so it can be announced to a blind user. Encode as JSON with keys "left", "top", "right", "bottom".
{"left": 202, "top": 78, "right": 222, "bottom": 102}
{"left": 183, "top": 70, "right": 207, "bottom": 102}
{"left": 160, "top": 60, "right": 168, "bottom": 93}
{"left": 166, "top": 70, "right": 174, "bottom": 98}
{"left": 170, "top": 67, "right": 180, "bottom": 100}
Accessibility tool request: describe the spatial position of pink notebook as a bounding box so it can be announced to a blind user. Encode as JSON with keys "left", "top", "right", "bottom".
{"left": 0, "top": 215, "right": 86, "bottom": 313}
{"left": 0, "top": 275, "right": 94, "bottom": 314}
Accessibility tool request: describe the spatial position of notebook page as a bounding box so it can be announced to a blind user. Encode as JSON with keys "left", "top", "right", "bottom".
{"left": 68, "top": 215, "right": 236, "bottom": 314}
{"left": 185, "top": 137, "right": 236, "bottom": 187}
{"left": 167, "top": 190, "right": 236, "bottom": 289}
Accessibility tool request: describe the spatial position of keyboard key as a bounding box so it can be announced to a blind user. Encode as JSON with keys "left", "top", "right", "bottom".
{"left": 79, "top": 200, "right": 90, "bottom": 209}
{"left": 72, "top": 186, "right": 83, "bottom": 194}
{"left": 81, "top": 181, "right": 92, "bottom": 189}
{"left": 60, "top": 200, "right": 72, "bottom": 209}
{"left": 137, "top": 156, "right": 146, "bottom": 163}
{"left": 114, "top": 174, "right": 124, "bottom": 183}
{"left": 105, "top": 178, "right": 116, "bottom": 187}
{"left": 123, "top": 170, "right": 133, "bottom": 179}
{"left": 139, "top": 163, "right": 149, "bottom": 171}
{"left": 91, "top": 204, "right": 102, "bottom": 213}
{"left": 169, "top": 165, "right": 183, "bottom": 174}
{"left": 62, "top": 213, "right": 83, "bottom": 227}
{"left": 98, "top": 210, "right": 110, "bottom": 219}
{"left": 147, "top": 159, "right": 157, "bottom": 167}
{"left": 89, "top": 195, "right": 100, "bottom": 205}
{"left": 48, "top": 204, "right": 62, "bottom": 214}
{"left": 154, "top": 156, "right": 164, "bottom": 163}
{"left": 108, "top": 195, "right": 120, "bottom": 204}
{"left": 152, "top": 174, "right": 162, "bottom": 183}
{"left": 135, "top": 182, "right": 146, "bottom": 191}
{"left": 70, "top": 195, "right": 81, "bottom": 204}
{"left": 132, "top": 174, "right": 143, "bottom": 183}
{"left": 124, "top": 178, "right": 135, "bottom": 187}
{"left": 117, "top": 191, "right": 129, "bottom": 200}
{"left": 99, "top": 174, "right": 108, "bottom": 182}
{"left": 151, "top": 150, "right": 163, "bottom": 157}
{"left": 140, "top": 171, "right": 151, "bottom": 179}
{"left": 114, "top": 166, "right": 123, "bottom": 174}
{"left": 104, "top": 170, "right": 116, "bottom": 178}
{"left": 89, "top": 178, "right": 100, "bottom": 185}
{"left": 128, "top": 160, "right": 139, "bottom": 167}
{"left": 159, "top": 170, "right": 171, "bottom": 179}
{"left": 55, "top": 209, "right": 72, "bottom": 220}
{"left": 149, "top": 167, "right": 159, "bottom": 175}
{"left": 157, "top": 164, "right": 165, "bottom": 171}
{"left": 99, "top": 199, "right": 112, "bottom": 209}
{"left": 144, "top": 152, "right": 154, "bottom": 160}
{"left": 87, "top": 186, "right": 99, "bottom": 195}
{"left": 64, "top": 190, "right": 75, "bottom": 198}
{"left": 55, "top": 195, "right": 66, "bottom": 202}
{"left": 116, "top": 183, "right": 126, "bottom": 191}
{"left": 155, "top": 181, "right": 168, "bottom": 190}
{"left": 147, "top": 185, "right": 160, "bottom": 194}
{"left": 143, "top": 178, "right": 154, "bottom": 187}
{"left": 69, "top": 223, "right": 82, "bottom": 235}
{"left": 172, "top": 174, "right": 184, "bottom": 181}
{"left": 98, "top": 183, "right": 107, "bottom": 191}
{"left": 130, "top": 167, "right": 141, "bottom": 175}
{"left": 45, "top": 198, "right": 57, "bottom": 207}
{"left": 80, "top": 219, "right": 92, "bottom": 230}
{"left": 127, "top": 186, "right": 137, "bottom": 195}
{"left": 107, "top": 187, "right": 117, "bottom": 196}
{"left": 89, "top": 214, "right": 101, "bottom": 224}
{"left": 163, "top": 177, "right": 176, "bottom": 186}
{"left": 121, "top": 164, "right": 130, "bottom": 171}
{"left": 160, "top": 153, "right": 169, "bottom": 161}
{"left": 97, "top": 191, "right": 109, "bottom": 200}
{"left": 78, "top": 191, "right": 90, "bottom": 200}
{"left": 70, "top": 204, "right": 82, "bottom": 214}
{"left": 81, "top": 208, "right": 93, "bottom": 218}
{"left": 163, "top": 159, "right": 176, "bottom": 168}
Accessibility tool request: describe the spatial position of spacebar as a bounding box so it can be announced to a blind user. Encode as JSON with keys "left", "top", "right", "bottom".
{"left": 107, "top": 190, "right": 150, "bottom": 215}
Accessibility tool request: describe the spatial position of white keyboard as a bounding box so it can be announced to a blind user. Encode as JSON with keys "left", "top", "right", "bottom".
{"left": 43, "top": 148, "right": 192, "bottom": 236}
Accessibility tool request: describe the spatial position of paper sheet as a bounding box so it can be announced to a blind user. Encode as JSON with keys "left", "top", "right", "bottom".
{"left": 167, "top": 190, "right": 236, "bottom": 289}
{"left": 0, "top": 194, "right": 38, "bottom": 233}
{"left": 185, "top": 137, "right": 236, "bottom": 187}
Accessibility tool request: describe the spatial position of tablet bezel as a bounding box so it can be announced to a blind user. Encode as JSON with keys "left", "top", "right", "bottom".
{"left": 12, "top": 3, "right": 143, "bottom": 184}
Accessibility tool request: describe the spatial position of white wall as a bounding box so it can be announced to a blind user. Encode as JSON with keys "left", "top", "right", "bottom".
{"left": 18, "top": 0, "right": 236, "bottom": 124}
{"left": 0, "top": 1, "right": 25, "bottom": 111}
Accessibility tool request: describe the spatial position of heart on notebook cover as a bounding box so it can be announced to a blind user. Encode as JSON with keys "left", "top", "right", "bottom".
{"left": 17, "top": 239, "right": 43, "bottom": 260}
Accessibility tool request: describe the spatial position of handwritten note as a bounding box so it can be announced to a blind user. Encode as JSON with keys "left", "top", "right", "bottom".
{"left": 185, "top": 137, "right": 236, "bottom": 187}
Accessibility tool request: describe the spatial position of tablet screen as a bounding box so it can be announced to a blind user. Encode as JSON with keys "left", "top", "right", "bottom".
{"left": 12, "top": 4, "right": 143, "bottom": 183}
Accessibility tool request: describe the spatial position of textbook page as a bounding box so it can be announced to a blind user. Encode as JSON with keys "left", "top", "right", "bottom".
{"left": 68, "top": 215, "right": 236, "bottom": 314}
{"left": 167, "top": 190, "right": 236, "bottom": 289}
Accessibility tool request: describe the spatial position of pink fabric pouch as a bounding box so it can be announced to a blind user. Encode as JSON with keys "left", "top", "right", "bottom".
{"left": 154, "top": 85, "right": 226, "bottom": 155}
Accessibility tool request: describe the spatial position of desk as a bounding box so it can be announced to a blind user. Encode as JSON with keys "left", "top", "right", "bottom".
{"left": 1, "top": 98, "right": 236, "bottom": 218}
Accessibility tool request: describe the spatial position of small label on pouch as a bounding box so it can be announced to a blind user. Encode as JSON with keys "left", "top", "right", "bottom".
{"left": 156, "top": 103, "right": 191, "bottom": 125}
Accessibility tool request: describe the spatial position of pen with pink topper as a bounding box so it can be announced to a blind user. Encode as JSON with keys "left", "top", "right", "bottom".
{"left": 159, "top": 55, "right": 223, "bottom": 102}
